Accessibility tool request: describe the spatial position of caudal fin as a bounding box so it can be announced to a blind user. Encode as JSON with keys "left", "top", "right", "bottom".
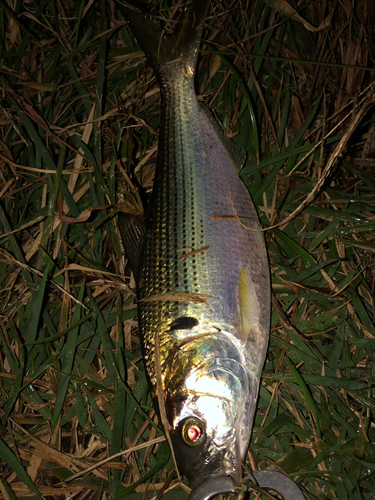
{"left": 118, "top": 0, "right": 210, "bottom": 80}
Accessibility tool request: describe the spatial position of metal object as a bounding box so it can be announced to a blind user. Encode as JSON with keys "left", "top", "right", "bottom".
{"left": 252, "top": 471, "right": 305, "bottom": 500}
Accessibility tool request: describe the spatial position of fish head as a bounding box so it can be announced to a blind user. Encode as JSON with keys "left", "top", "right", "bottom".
{"left": 165, "top": 341, "right": 252, "bottom": 494}
{"left": 169, "top": 392, "right": 241, "bottom": 490}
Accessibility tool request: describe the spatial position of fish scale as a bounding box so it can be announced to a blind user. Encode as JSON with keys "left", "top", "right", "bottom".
{"left": 140, "top": 72, "right": 210, "bottom": 386}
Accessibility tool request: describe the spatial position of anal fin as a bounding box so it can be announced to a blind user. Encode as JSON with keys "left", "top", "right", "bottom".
{"left": 199, "top": 103, "right": 246, "bottom": 172}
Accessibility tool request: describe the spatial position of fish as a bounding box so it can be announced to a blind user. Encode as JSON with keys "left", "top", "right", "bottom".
{"left": 118, "top": 1, "right": 305, "bottom": 499}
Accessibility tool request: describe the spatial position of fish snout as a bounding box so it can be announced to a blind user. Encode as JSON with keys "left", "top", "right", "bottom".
{"left": 186, "top": 424, "right": 244, "bottom": 499}
{"left": 187, "top": 475, "right": 236, "bottom": 500}
{"left": 188, "top": 455, "right": 242, "bottom": 500}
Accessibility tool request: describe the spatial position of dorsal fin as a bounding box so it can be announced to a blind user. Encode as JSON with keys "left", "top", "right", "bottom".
{"left": 118, "top": 212, "right": 147, "bottom": 280}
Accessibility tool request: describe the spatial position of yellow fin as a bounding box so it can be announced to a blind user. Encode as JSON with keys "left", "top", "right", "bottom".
{"left": 239, "top": 267, "right": 260, "bottom": 343}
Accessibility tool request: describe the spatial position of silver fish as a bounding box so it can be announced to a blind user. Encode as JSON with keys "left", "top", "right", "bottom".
{"left": 118, "top": 1, "right": 304, "bottom": 499}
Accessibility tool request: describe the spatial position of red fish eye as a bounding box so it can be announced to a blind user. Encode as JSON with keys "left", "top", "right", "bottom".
{"left": 182, "top": 417, "right": 206, "bottom": 446}
{"left": 187, "top": 424, "right": 201, "bottom": 442}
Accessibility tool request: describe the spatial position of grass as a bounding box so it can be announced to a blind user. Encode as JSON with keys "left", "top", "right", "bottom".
{"left": 0, "top": 0, "right": 375, "bottom": 498}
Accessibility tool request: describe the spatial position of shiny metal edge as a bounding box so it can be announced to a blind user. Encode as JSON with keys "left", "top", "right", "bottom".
{"left": 252, "top": 470, "right": 305, "bottom": 500}
{"left": 187, "top": 476, "right": 235, "bottom": 500}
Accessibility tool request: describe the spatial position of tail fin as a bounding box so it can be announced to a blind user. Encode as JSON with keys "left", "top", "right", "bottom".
{"left": 118, "top": 0, "right": 210, "bottom": 79}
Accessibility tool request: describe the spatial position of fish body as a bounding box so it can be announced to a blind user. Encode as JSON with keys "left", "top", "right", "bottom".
{"left": 119, "top": 0, "right": 271, "bottom": 495}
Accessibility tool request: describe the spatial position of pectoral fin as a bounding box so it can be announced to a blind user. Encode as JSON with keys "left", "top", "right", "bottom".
{"left": 239, "top": 267, "right": 260, "bottom": 344}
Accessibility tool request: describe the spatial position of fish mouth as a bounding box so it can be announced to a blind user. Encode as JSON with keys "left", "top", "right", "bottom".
{"left": 187, "top": 475, "right": 236, "bottom": 500}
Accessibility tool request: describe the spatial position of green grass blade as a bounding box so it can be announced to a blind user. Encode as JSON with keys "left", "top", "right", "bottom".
{"left": 0, "top": 440, "right": 43, "bottom": 499}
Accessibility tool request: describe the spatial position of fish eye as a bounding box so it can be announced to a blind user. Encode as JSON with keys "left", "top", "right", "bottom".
{"left": 181, "top": 417, "right": 206, "bottom": 446}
